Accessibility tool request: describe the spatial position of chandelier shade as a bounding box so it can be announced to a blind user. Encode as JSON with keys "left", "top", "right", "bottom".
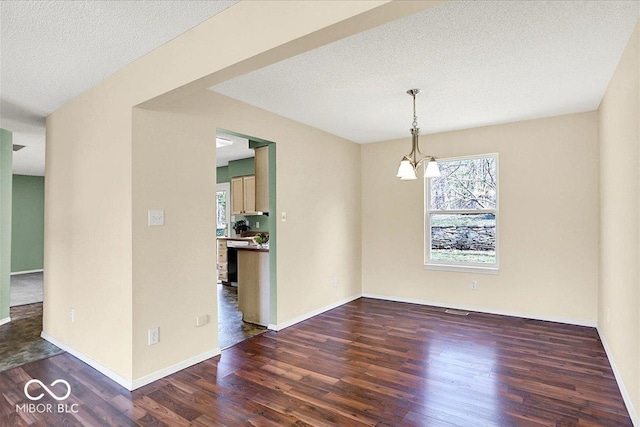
{"left": 396, "top": 159, "right": 417, "bottom": 180}
{"left": 425, "top": 157, "right": 440, "bottom": 178}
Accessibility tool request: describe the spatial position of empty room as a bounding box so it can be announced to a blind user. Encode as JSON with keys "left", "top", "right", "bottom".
{"left": 0, "top": 1, "right": 639, "bottom": 426}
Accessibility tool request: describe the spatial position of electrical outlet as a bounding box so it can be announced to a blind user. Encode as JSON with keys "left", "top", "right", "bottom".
{"left": 256, "top": 221, "right": 260, "bottom": 228}
{"left": 281, "top": 212, "right": 287, "bottom": 222}
{"left": 332, "top": 277, "right": 339, "bottom": 287}
{"left": 148, "top": 327, "right": 159, "bottom": 345}
{"left": 196, "top": 314, "right": 209, "bottom": 327}
{"left": 148, "top": 210, "right": 164, "bottom": 226}
{"left": 69, "top": 308, "right": 75, "bottom": 322}
{"left": 471, "top": 280, "right": 478, "bottom": 290}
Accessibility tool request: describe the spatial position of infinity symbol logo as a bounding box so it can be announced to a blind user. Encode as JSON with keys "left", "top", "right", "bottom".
{"left": 24, "top": 379, "right": 72, "bottom": 401}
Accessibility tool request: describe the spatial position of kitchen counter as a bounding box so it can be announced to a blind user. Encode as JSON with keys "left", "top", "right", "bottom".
{"left": 218, "top": 237, "right": 268, "bottom": 252}
{"left": 235, "top": 246, "right": 269, "bottom": 253}
{"left": 218, "top": 236, "right": 270, "bottom": 326}
{"left": 217, "top": 237, "right": 255, "bottom": 241}
{"left": 237, "top": 250, "right": 270, "bottom": 326}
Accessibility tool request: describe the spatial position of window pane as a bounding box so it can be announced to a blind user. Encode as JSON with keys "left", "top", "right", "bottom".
{"left": 430, "top": 213, "right": 496, "bottom": 264}
{"left": 431, "top": 157, "right": 497, "bottom": 210}
{"left": 216, "top": 191, "right": 227, "bottom": 236}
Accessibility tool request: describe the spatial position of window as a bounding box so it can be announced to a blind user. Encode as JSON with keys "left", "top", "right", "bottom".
{"left": 425, "top": 154, "right": 498, "bottom": 273}
{"left": 216, "top": 183, "right": 231, "bottom": 237}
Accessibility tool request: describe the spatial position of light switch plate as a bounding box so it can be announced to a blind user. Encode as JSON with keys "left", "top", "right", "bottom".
{"left": 148, "top": 210, "right": 164, "bottom": 226}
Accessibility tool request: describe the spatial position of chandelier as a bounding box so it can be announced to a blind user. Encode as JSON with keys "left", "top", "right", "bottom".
{"left": 396, "top": 89, "right": 440, "bottom": 180}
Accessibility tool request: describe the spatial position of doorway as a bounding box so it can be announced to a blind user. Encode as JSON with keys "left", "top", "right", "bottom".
{"left": 215, "top": 133, "right": 272, "bottom": 349}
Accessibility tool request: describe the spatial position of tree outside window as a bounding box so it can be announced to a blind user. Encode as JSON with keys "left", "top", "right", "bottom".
{"left": 425, "top": 154, "right": 498, "bottom": 272}
{"left": 216, "top": 191, "right": 227, "bottom": 237}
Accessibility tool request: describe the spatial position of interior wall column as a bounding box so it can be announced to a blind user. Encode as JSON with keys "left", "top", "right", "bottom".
{"left": 0, "top": 128, "right": 13, "bottom": 324}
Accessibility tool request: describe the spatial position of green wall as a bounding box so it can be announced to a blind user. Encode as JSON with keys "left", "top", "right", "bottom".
{"left": 216, "top": 157, "right": 255, "bottom": 184}
{"left": 11, "top": 175, "right": 44, "bottom": 272}
{"left": 239, "top": 214, "right": 269, "bottom": 232}
{"left": 0, "top": 129, "right": 13, "bottom": 320}
{"left": 216, "top": 165, "right": 229, "bottom": 184}
{"left": 228, "top": 157, "right": 254, "bottom": 178}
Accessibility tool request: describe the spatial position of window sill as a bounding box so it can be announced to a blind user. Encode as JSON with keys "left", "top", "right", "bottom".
{"left": 424, "top": 263, "right": 499, "bottom": 275}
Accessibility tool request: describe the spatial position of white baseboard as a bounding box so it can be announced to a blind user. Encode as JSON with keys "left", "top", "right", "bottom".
{"left": 0, "top": 316, "right": 11, "bottom": 327}
{"left": 131, "top": 348, "right": 220, "bottom": 390}
{"left": 269, "top": 294, "right": 362, "bottom": 331}
{"left": 361, "top": 293, "right": 597, "bottom": 328}
{"left": 41, "top": 331, "right": 221, "bottom": 391}
{"left": 10, "top": 269, "right": 44, "bottom": 276}
{"left": 269, "top": 292, "right": 596, "bottom": 331}
{"left": 597, "top": 327, "right": 639, "bottom": 426}
{"left": 41, "top": 332, "right": 134, "bottom": 390}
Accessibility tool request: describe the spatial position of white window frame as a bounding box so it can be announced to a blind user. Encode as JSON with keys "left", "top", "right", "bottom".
{"left": 424, "top": 153, "right": 499, "bottom": 274}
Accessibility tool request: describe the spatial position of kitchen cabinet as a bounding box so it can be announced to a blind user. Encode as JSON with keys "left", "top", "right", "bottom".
{"left": 231, "top": 175, "right": 256, "bottom": 215}
{"left": 218, "top": 238, "right": 256, "bottom": 283}
{"left": 217, "top": 239, "right": 229, "bottom": 283}
{"left": 254, "top": 146, "right": 269, "bottom": 213}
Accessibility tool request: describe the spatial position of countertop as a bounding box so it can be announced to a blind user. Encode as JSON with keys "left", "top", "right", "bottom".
{"left": 235, "top": 246, "right": 269, "bottom": 253}
{"left": 217, "top": 237, "right": 255, "bottom": 241}
{"left": 218, "top": 237, "right": 269, "bottom": 252}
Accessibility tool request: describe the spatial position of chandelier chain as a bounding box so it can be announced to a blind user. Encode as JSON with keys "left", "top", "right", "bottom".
{"left": 412, "top": 93, "right": 418, "bottom": 129}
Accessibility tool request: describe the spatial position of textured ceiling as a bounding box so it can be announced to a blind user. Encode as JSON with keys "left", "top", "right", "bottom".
{"left": 211, "top": 1, "right": 640, "bottom": 144}
{"left": 0, "top": 0, "right": 238, "bottom": 176}
{"left": 3, "top": 1, "right": 639, "bottom": 176}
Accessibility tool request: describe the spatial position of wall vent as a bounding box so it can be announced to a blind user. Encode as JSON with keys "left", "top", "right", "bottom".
{"left": 445, "top": 309, "right": 469, "bottom": 316}
{"left": 12, "top": 144, "right": 25, "bottom": 151}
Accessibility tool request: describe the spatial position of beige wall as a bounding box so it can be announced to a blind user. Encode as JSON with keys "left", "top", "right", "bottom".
{"left": 598, "top": 21, "right": 640, "bottom": 421}
{"left": 44, "top": 84, "right": 134, "bottom": 379}
{"left": 362, "top": 112, "right": 599, "bottom": 325}
{"left": 44, "top": 0, "right": 438, "bottom": 385}
{"left": 132, "top": 92, "right": 362, "bottom": 372}
{"left": 131, "top": 108, "right": 219, "bottom": 378}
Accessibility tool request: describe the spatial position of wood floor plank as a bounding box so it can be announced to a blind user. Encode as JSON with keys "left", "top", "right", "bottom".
{"left": 0, "top": 298, "right": 633, "bottom": 426}
{"left": 133, "top": 395, "right": 190, "bottom": 427}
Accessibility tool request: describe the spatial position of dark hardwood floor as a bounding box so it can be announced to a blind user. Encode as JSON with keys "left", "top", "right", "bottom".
{"left": 218, "top": 283, "right": 267, "bottom": 349}
{"left": 0, "top": 298, "right": 632, "bottom": 426}
{"left": 0, "top": 303, "right": 63, "bottom": 373}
